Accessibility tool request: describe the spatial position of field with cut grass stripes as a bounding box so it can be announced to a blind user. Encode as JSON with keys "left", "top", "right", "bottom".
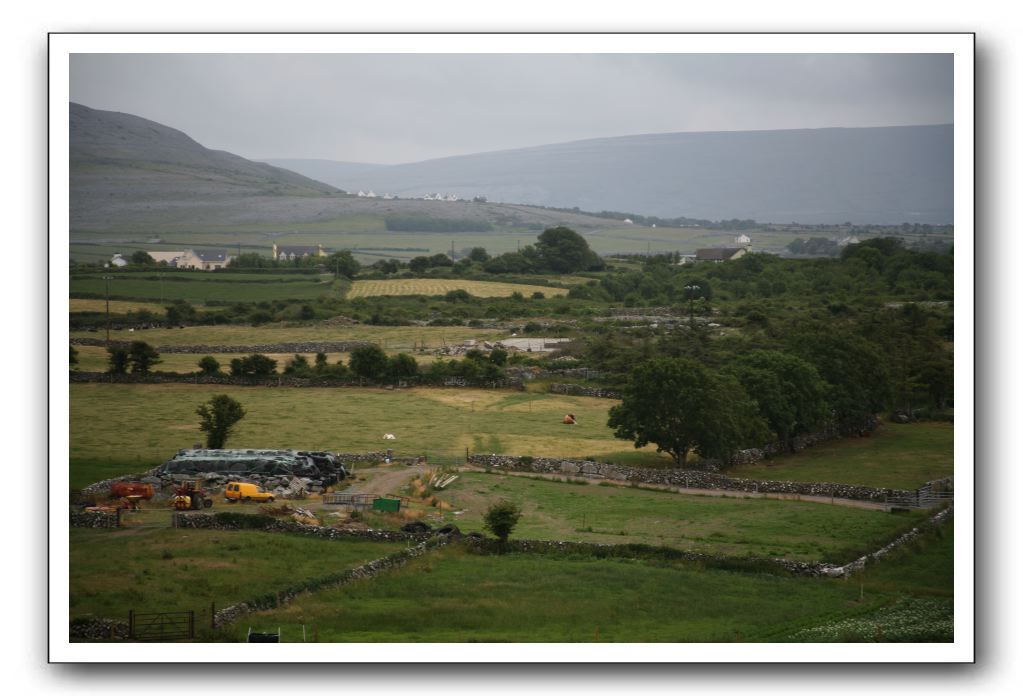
{"left": 347, "top": 278, "right": 569, "bottom": 299}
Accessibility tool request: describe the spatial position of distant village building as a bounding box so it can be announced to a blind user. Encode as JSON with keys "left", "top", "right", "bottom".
{"left": 148, "top": 250, "right": 188, "bottom": 266}
{"left": 177, "top": 249, "right": 234, "bottom": 270}
{"left": 676, "top": 254, "right": 697, "bottom": 266}
{"left": 623, "top": 218, "right": 634, "bottom": 225}
{"left": 735, "top": 233, "right": 752, "bottom": 245}
{"left": 271, "top": 243, "right": 327, "bottom": 262}
{"left": 695, "top": 247, "right": 748, "bottom": 262}
{"left": 837, "top": 235, "right": 861, "bottom": 247}
{"left": 109, "top": 253, "right": 128, "bottom": 267}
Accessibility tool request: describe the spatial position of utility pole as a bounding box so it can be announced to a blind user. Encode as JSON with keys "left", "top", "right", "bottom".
{"left": 103, "top": 275, "right": 113, "bottom": 346}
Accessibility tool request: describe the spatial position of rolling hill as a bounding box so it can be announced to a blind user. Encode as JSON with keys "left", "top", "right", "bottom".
{"left": 266, "top": 125, "right": 954, "bottom": 225}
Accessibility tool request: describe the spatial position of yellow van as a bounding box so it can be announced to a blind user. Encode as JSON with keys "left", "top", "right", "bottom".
{"left": 224, "top": 482, "right": 275, "bottom": 503}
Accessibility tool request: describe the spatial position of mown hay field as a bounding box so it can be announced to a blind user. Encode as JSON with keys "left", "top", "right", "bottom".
{"left": 70, "top": 299, "right": 167, "bottom": 314}
{"left": 347, "top": 278, "right": 569, "bottom": 299}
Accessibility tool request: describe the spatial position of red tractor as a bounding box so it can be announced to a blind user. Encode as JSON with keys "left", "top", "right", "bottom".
{"left": 171, "top": 480, "right": 213, "bottom": 511}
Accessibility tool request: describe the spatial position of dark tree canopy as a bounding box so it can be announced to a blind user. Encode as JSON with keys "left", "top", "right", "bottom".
{"left": 130, "top": 250, "right": 156, "bottom": 265}
{"left": 349, "top": 345, "right": 389, "bottom": 380}
{"left": 726, "top": 350, "right": 829, "bottom": 451}
{"left": 608, "top": 357, "right": 768, "bottom": 466}
{"left": 197, "top": 355, "right": 221, "bottom": 376}
{"left": 106, "top": 346, "right": 129, "bottom": 374}
{"left": 229, "top": 353, "right": 278, "bottom": 377}
{"left": 535, "top": 226, "right": 605, "bottom": 273}
{"left": 326, "top": 250, "right": 361, "bottom": 279}
{"left": 128, "top": 341, "right": 161, "bottom": 374}
{"left": 196, "top": 394, "right": 246, "bottom": 449}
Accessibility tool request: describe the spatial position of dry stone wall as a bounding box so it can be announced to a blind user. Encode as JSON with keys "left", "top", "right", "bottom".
{"left": 468, "top": 454, "right": 910, "bottom": 502}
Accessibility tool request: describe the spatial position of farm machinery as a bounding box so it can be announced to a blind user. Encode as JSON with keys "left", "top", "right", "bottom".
{"left": 171, "top": 480, "right": 214, "bottom": 511}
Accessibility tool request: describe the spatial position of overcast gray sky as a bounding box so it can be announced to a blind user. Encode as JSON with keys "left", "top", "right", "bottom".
{"left": 70, "top": 53, "right": 952, "bottom": 165}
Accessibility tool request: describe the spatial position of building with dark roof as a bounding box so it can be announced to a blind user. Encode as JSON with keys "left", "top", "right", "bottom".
{"left": 272, "top": 243, "right": 327, "bottom": 261}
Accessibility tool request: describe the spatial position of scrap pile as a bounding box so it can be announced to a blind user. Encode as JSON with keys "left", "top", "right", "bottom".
{"left": 158, "top": 449, "right": 348, "bottom": 490}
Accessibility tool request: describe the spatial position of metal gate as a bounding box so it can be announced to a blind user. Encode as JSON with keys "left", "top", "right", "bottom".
{"left": 129, "top": 610, "right": 195, "bottom": 641}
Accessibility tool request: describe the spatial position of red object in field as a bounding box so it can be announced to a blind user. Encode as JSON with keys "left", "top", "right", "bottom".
{"left": 110, "top": 482, "right": 155, "bottom": 500}
{"left": 562, "top": 414, "right": 577, "bottom": 425}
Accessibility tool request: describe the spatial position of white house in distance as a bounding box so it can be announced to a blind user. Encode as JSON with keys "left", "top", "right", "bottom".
{"left": 177, "top": 249, "right": 234, "bottom": 270}
{"left": 272, "top": 243, "right": 328, "bottom": 262}
{"left": 108, "top": 253, "right": 128, "bottom": 267}
{"left": 735, "top": 233, "right": 752, "bottom": 245}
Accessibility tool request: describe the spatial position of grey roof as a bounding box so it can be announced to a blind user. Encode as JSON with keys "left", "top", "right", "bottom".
{"left": 695, "top": 247, "right": 744, "bottom": 261}
{"left": 276, "top": 245, "right": 321, "bottom": 255}
{"left": 194, "top": 249, "right": 230, "bottom": 263}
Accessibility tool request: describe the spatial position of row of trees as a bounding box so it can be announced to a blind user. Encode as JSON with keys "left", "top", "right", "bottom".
{"left": 608, "top": 351, "right": 830, "bottom": 467}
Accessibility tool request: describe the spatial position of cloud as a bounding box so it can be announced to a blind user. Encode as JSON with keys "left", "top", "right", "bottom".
{"left": 70, "top": 53, "right": 952, "bottom": 164}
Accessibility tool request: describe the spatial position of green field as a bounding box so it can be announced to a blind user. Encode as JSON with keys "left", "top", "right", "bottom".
{"left": 69, "top": 527, "right": 404, "bottom": 622}
{"left": 347, "top": 278, "right": 569, "bottom": 299}
{"left": 433, "top": 472, "right": 925, "bottom": 562}
{"left": 71, "top": 272, "right": 340, "bottom": 303}
{"left": 217, "top": 525, "right": 952, "bottom": 643}
{"left": 729, "top": 422, "right": 954, "bottom": 490}
{"left": 68, "top": 385, "right": 664, "bottom": 487}
{"left": 70, "top": 324, "right": 508, "bottom": 350}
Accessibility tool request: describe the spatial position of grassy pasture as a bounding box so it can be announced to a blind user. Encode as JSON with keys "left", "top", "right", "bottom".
{"left": 347, "top": 279, "right": 569, "bottom": 299}
{"left": 70, "top": 299, "right": 167, "bottom": 314}
{"left": 69, "top": 527, "right": 404, "bottom": 622}
{"left": 70, "top": 324, "right": 508, "bottom": 350}
{"left": 431, "top": 472, "right": 925, "bottom": 562}
{"left": 70, "top": 273, "right": 340, "bottom": 304}
{"left": 220, "top": 525, "right": 952, "bottom": 642}
{"left": 729, "top": 422, "right": 954, "bottom": 490}
{"left": 68, "top": 385, "right": 663, "bottom": 486}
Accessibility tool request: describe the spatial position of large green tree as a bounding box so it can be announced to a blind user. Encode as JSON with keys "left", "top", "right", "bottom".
{"left": 326, "top": 250, "right": 361, "bottom": 279}
{"left": 608, "top": 358, "right": 768, "bottom": 466}
{"left": 726, "top": 350, "right": 829, "bottom": 451}
{"left": 196, "top": 394, "right": 246, "bottom": 449}
{"left": 349, "top": 345, "right": 389, "bottom": 380}
{"left": 128, "top": 341, "right": 161, "bottom": 374}
{"left": 535, "top": 226, "right": 604, "bottom": 273}
{"left": 483, "top": 499, "right": 522, "bottom": 545}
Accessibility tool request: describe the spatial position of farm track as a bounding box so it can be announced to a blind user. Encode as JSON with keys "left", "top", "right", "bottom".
{"left": 461, "top": 466, "right": 890, "bottom": 511}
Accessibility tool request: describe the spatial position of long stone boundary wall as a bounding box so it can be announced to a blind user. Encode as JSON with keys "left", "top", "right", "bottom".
{"left": 70, "top": 510, "right": 120, "bottom": 528}
{"left": 211, "top": 536, "right": 453, "bottom": 628}
{"left": 70, "top": 371, "right": 523, "bottom": 390}
{"left": 548, "top": 383, "right": 621, "bottom": 399}
{"left": 69, "top": 618, "right": 129, "bottom": 641}
{"left": 69, "top": 338, "right": 376, "bottom": 354}
{"left": 465, "top": 507, "right": 951, "bottom": 579}
{"left": 172, "top": 511, "right": 433, "bottom": 543}
{"left": 467, "top": 453, "right": 910, "bottom": 502}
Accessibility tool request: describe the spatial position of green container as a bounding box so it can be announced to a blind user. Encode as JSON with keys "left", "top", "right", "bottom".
{"left": 372, "top": 497, "right": 401, "bottom": 513}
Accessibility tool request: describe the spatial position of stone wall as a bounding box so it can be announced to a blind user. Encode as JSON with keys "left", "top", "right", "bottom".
{"left": 69, "top": 510, "right": 120, "bottom": 528}
{"left": 547, "top": 383, "right": 621, "bottom": 399}
{"left": 69, "top": 618, "right": 129, "bottom": 641}
{"left": 212, "top": 536, "right": 453, "bottom": 628}
{"left": 173, "top": 512, "right": 433, "bottom": 543}
{"left": 467, "top": 454, "right": 910, "bottom": 502}
{"left": 69, "top": 339, "right": 375, "bottom": 354}
{"left": 70, "top": 371, "right": 523, "bottom": 390}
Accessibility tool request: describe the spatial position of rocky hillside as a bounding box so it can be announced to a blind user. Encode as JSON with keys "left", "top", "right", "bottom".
{"left": 267, "top": 125, "right": 954, "bottom": 225}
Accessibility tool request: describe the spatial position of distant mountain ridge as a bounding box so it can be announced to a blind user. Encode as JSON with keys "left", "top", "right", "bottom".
{"left": 265, "top": 125, "right": 953, "bottom": 224}
{"left": 71, "top": 102, "right": 339, "bottom": 201}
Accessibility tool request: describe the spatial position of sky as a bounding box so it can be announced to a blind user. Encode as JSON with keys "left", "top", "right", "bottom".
{"left": 70, "top": 53, "right": 953, "bottom": 165}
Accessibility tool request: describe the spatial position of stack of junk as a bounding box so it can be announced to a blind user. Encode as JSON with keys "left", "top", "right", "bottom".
{"left": 150, "top": 449, "right": 349, "bottom": 500}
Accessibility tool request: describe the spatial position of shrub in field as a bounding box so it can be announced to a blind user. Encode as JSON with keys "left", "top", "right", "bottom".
{"left": 349, "top": 345, "right": 389, "bottom": 380}
{"left": 196, "top": 394, "right": 246, "bottom": 449}
{"left": 229, "top": 353, "right": 277, "bottom": 377}
{"left": 484, "top": 499, "right": 522, "bottom": 545}
{"left": 128, "top": 341, "right": 161, "bottom": 374}
{"left": 197, "top": 355, "right": 221, "bottom": 376}
{"left": 106, "top": 346, "right": 129, "bottom": 374}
